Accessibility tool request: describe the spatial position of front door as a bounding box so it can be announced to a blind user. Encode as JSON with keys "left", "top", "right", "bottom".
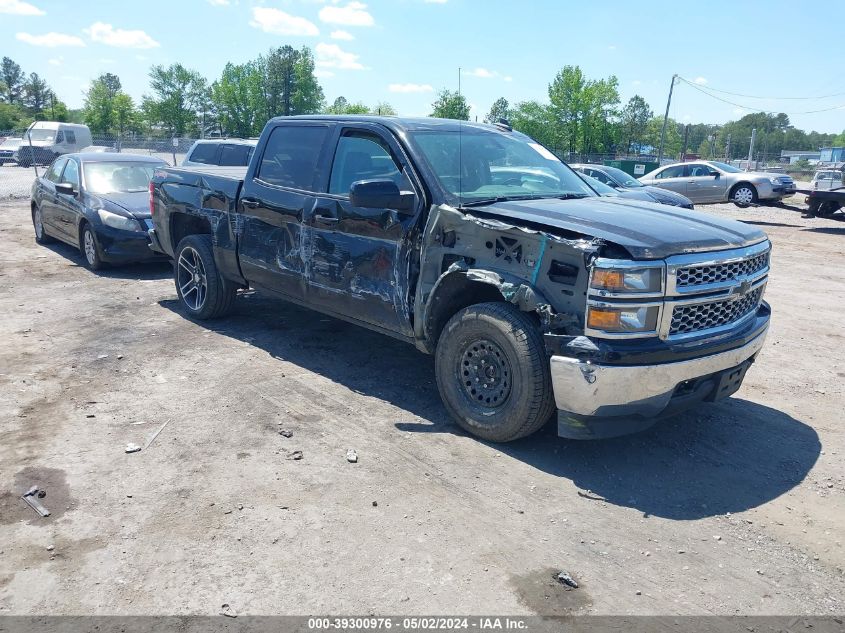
{"left": 653, "top": 164, "right": 689, "bottom": 197}
{"left": 237, "top": 122, "right": 334, "bottom": 302}
{"left": 39, "top": 157, "right": 67, "bottom": 235}
{"left": 54, "top": 157, "right": 81, "bottom": 240}
{"left": 306, "top": 124, "right": 420, "bottom": 336}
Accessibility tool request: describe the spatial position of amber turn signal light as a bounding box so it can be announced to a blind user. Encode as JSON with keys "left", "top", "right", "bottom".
{"left": 587, "top": 308, "right": 622, "bottom": 330}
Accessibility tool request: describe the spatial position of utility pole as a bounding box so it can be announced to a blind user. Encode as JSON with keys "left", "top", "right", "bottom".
{"left": 657, "top": 74, "right": 678, "bottom": 165}
{"left": 725, "top": 133, "right": 731, "bottom": 162}
{"left": 747, "top": 128, "right": 757, "bottom": 171}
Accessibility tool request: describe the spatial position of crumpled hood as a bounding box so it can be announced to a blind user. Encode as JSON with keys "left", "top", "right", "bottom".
{"left": 471, "top": 196, "right": 766, "bottom": 259}
{"left": 90, "top": 191, "right": 151, "bottom": 219}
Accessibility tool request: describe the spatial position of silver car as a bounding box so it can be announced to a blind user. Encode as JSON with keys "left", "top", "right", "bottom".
{"left": 639, "top": 160, "right": 796, "bottom": 206}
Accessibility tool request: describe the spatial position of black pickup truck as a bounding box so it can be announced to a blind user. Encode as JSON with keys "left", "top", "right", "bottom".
{"left": 149, "top": 116, "right": 771, "bottom": 441}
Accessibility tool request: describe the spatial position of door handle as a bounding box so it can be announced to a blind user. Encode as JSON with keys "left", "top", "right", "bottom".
{"left": 314, "top": 206, "right": 339, "bottom": 224}
{"left": 241, "top": 197, "right": 260, "bottom": 209}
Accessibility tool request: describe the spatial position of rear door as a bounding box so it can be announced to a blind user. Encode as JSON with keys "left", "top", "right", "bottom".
{"left": 237, "top": 122, "right": 334, "bottom": 301}
{"left": 652, "top": 165, "right": 689, "bottom": 197}
{"left": 305, "top": 123, "right": 421, "bottom": 335}
{"left": 686, "top": 163, "right": 724, "bottom": 202}
{"left": 38, "top": 157, "right": 68, "bottom": 234}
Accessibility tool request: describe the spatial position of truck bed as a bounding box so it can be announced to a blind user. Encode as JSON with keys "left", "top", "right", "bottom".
{"left": 159, "top": 165, "right": 247, "bottom": 205}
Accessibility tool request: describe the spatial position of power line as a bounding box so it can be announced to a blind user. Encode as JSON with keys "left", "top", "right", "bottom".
{"left": 677, "top": 76, "right": 845, "bottom": 100}
{"left": 678, "top": 77, "right": 845, "bottom": 115}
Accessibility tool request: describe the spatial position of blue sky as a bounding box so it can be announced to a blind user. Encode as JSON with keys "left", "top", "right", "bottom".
{"left": 2, "top": 0, "right": 844, "bottom": 133}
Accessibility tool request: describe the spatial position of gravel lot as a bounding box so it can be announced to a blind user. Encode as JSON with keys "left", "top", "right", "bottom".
{"left": 0, "top": 196, "right": 843, "bottom": 616}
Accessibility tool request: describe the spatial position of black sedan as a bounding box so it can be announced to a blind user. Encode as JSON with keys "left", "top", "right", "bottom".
{"left": 31, "top": 153, "right": 167, "bottom": 270}
{"left": 570, "top": 163, "right": 695, "bottom": 209}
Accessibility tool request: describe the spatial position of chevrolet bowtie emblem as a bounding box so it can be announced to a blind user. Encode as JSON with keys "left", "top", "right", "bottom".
{"left": 729, "top": 280, "right": 752, "bottom": 300}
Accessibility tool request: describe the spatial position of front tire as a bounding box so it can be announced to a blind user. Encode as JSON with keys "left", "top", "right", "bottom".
{"left": 80, "top": 224, "right": 104, "bottom": 270}
{"left": 731, "top": 183, "right": 758, "bottom": 207}
{"left": 435, "top": 302, "right": 555, "bottom": 442}
{"left": 32, "top": 205, "right": 54, "bottom": 244}
{"left": 174, "top": 234, "right": 237, "bottom": 319}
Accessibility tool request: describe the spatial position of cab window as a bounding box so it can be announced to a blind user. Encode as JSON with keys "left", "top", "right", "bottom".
{"left": 55, "top": 131, "right": 64, "bottom": 144}
{"left": 688, "top": 164, "right": 716, "bottom": 177}
{"left": 65, "top": 130, "right": 76, "bottom": 145}
{"left": 328, "top": 131, "right": 409, "bottom": 196}
{"left": 257, "top": 125, "right": 330, "bottom": 191}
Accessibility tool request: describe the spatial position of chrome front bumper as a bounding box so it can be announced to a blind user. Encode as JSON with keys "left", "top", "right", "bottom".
{"left": 549, "top": 326, "right": 768, "bottom": 419}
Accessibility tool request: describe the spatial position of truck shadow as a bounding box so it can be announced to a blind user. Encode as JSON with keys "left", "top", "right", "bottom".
{"left": 40, "top": 240, "right": 172, "bottom": 280}
{"left": 159, "top": 291, "right": 819, "bottom": 522}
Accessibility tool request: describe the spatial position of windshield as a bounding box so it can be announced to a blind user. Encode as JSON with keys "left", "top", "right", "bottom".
{"left": 601, "top": 165, "right": 643, "bottom": 187}
{"left": 1, "top": 138, "right": 22, "bottom": 149}
{"left": 26, "top": 128, "right": 56, "bottom": 143}
{"left": 579, "top": 173, "right": 618, "bottom": 196}
{"left": 708, "top": 161, "right": 742, "bottom": 173}
{"left": 84, "top": 162, "right": 164, "bottom": 194}
{"left": 409, "top": 129, "right": 595, "bottom": 203}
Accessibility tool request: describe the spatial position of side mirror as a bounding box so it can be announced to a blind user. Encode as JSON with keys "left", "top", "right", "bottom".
{"left": 55, "top": 182, "right": 76, "bottom": 196}
{"left": 713, "top": 172, "right": 720, "bottom": 179}
{"left": 349, "top": 179, "right": 414, "bottom": 213}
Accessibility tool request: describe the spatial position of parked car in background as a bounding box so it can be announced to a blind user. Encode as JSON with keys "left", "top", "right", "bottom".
{"left": 31, "top": 153, "right": 167, "bottom": 270}
{"left": 0, "top": 137, "right": 23, "bottom": 165}
{"left": 811, "top": 169, "right": 843, "bottom": 191}
{"left": 570, "top": 163, "right": 694, "bottom": 209}
{"left": 639, "top": 160, "right": 795, "bottom": 206}
{"left": 13, "top": 122, "right": 93, "bottom": 167}
{"left": 79, "top": 145, "right": 119, "bottom": 154}
{"left": 182, "top": 138, "right": 258, "bottom": 167}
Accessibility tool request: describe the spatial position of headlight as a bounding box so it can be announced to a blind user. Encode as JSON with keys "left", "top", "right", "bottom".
{"left": 590, "top": 267, "right": 662, "bottom": 293}
{"left": 587, "top": 305, "right": 660, "bottom": 333}
{"left": 769, "top": 176, "right": 781, "bottom": 185}
{"left": 97, "top": 209, "right": 142, "bottom": 232}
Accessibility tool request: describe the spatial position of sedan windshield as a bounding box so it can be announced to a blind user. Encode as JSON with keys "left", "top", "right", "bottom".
{"left": 409, "top": 129, "right": 594, "bottom": 203}
{"left": 708, "top": 161, "right": 742, "bottom": 173}
{"left": 601, "top": 165, "right": 643, "bottom": 188}
{"left": 84, "top": 162, "right": 163, "bottom": 194}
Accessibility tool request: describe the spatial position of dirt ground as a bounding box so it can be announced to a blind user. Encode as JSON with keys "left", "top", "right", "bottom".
{"left": 0, "top": 197, "right": 843, "bottom": 616}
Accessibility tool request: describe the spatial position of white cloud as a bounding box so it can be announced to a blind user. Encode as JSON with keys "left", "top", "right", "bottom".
{"left": 0, "top": 0, "right": 44, "bottom": 15}
{"left": 85, "top": 22, "right": 160, "bottom": 48}
{"left": 48, "top": 56, "right": 63, "bottom": 66}
{"left": 250, "top": 7, "right": 319, "bottom": 36}
{"left": 316, "top": 42, "right": 366, "bottom": 70}
{"left": 16, "top": 31, "right": 85, "bottom": 47}
{"left": 693, "top": 76, "right": 708, "bottom": 85}
{"left": 330, "top": 29, "right": 354, "bottom": 40}
{"left": 466, "top": 67, "right": 495, "bottom": 78}
{"left": 388, "top": 83, "right": 433, "bottom": 94}
{"left": 319, "top": 2, "right": 374, "bottom": 27}
{"left": 206, "top": 0, "right": 229, "bottom": 5}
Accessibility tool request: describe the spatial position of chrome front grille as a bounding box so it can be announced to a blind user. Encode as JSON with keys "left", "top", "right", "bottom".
{"left": 669, "top": 286, "right": 764, "bottom": 335}
{"left": 676, "top": 252, "right": 769, "bottom": 288}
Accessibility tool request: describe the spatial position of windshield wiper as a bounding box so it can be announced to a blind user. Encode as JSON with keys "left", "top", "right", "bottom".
{"left": 459, "top": 194, "right": 548, "bottom": 208}
{"left": 554, "top": 193, "right": 590, "bottom": 200}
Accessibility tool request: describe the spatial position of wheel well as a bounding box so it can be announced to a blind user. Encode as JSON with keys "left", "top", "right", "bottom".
{"left": 425, "top": 273, "right": 511, "bottom": 345}
{"left": 170, "top": 213, "right": 212, "bottom": 251}
{"left": 730, "top": 181, "right": 756, "bottom": 195}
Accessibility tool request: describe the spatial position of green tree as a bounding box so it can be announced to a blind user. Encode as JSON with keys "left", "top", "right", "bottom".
{"left": 22, "top": 72, "right": 50, "bottom": 115}
{"left": 619, "top": 95, "right": 652, "bottom": 154}
{"left": 372, "top": 101, "right": 396, "bottom": 115}
{"left": 430, "top": 89, "right": 469, "bottom": 120}
{"left": 144, "top": 63, "right": 208, "bottom": 136}
{"left": 484, "top": 97, "right": 510, "bottom": 124}
{"left": 259, "top": 45, "right": 324, "bottom": 119}
{"left": 211, "top": 62, "right": 264, "bottom": 137}
{"left": 509, "top": 101, "right": 559, "bottom": 150}
{"left": 833, "top": 130, "right": 845, "bottom": 147}
{"left": 83, "top": 73, "right": 139, "bottom": 139}
{"left": 548, "top": 65, "right": 619, "bottom": 155}
{"left": 643, "top": 116, "right": 682, "bottom": 157}
{"left": 2, "top": 57, "right": 25, "bottom": 105}
{"left": 0, "top": 102, "right": 26, "bottom": 129}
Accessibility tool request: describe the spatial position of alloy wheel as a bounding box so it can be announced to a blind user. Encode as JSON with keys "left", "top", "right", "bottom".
{"left": 83, "top": 229, "right": 97, "bottom": 266}
{"left": 34, "top": 208, "right": 44, "bottom": 239}
{"left": 177, "top": 246, "right": 208, "bottom": 312}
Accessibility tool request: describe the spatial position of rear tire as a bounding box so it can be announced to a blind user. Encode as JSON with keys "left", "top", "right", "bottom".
{"left": 32, "top": 205, "right": 55, "bottom": 244}
{"left": 731, "top": 183, "right": 758, "bottom": 207}
{"left": 435, "top": 302, "right": 555, "bottom": 442}
{"left": 816, "top": 201, "right": 841, "bottom": 218}
{"left": 174, "top": 234, "right": 237, "bottom": 319}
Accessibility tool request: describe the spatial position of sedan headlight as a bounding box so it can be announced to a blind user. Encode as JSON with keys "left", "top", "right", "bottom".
{"left": 590, "top": 267, "right": 662, "bottom": 293}
{"left": 587, "top": 305, "right": 660, "bottom": 333}
{"left": 97, "top": 208, "right": 142, "bottom": 232}
{"left": 768, "top": 176, "right": 781, "bottom": 185}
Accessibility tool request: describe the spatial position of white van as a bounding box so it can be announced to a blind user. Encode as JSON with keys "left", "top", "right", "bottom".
{"left": 13, "top": 121, "right": 93, "bottom": 167}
